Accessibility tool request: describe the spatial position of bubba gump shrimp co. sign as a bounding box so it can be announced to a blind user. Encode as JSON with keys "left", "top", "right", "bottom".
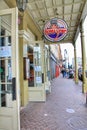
{"left": 43, "top": 18, "right": 68, "bottom": 42}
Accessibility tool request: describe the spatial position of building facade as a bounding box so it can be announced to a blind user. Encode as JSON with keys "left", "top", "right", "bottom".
{"left": 0, "top": 1, "right": 62, "bottom": 130}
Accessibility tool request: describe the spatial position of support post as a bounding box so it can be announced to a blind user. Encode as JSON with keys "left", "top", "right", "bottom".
{"left": 80, "top": 19, "right": 87, "bottom": 93}
{"left": 74, "top": 43, "right": 78, "bottom": 84}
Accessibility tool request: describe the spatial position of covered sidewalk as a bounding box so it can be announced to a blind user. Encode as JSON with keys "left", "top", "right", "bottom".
{"left": 20, "top": 75, "right": 87, "bottom": 130}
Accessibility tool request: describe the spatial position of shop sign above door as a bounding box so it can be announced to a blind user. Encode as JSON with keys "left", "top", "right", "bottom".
{"left": 43, "top": 18, "right": 68, "bottom": 42}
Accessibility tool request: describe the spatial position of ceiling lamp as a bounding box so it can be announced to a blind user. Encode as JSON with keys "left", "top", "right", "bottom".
{"left": 16, "top": 0, "right": 28, "bottom": 12}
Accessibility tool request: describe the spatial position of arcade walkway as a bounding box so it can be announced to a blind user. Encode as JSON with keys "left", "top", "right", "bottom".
{"left": 20, "top": 75, "right": 87, "bottom": 130}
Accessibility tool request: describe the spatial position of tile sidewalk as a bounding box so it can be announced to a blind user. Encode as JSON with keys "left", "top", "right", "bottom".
{"left": 20, "top": 75, "right": 87, "bottom": 130}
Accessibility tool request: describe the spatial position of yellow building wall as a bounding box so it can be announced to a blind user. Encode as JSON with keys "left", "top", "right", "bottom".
{"left": 23, "top": 81, "right": 29, "bottom": 105}
{"left": 19, "top": 37, "right": 26, "bottom": 106}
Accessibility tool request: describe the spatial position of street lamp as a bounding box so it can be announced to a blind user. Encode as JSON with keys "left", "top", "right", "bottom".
{"left": 16, "top": 0, "right": 28, "bottom": 12}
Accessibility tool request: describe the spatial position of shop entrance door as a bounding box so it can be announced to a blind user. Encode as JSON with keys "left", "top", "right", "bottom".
{"left": 29, "top": 41, "right": 46, "bottom": 101}
{"left": 0, "top": 8, "right": 20, "bottom": 130}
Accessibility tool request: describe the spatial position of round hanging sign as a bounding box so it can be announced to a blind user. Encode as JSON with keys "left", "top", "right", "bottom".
{"left": 43, "top": 18, "right": 68, "bottom": 42}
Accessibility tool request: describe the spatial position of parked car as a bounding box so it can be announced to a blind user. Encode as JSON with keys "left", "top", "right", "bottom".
{"left": 68, "top": 69, "right": 74, "bottom": 78}
{"left": 78, "top": 67, "right": 83, "bottom": 81}
{"left": 78, "top": 67, "right": 87, "bottom": 81}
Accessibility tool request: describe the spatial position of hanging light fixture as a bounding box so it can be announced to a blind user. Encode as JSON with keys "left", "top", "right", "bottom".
{"left": 16, "top": 0, "right": 28, "bottom": 12}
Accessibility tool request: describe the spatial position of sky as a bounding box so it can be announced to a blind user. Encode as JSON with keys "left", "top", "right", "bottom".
{"left": 60, "top": 16, "right": 87, "bottom": 65}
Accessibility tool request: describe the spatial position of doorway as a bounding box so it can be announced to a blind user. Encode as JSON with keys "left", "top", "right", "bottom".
{"left": 28, "top": 46, "right": 34, "bottom": 87}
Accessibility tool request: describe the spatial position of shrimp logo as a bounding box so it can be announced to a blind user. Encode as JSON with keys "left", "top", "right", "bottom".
{"left": 43, "top": 18, "right": 68, "bottom": 42}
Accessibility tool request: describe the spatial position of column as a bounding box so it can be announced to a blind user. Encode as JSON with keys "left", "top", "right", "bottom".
{"left": 80, "top": 19, "right": 87, "bottom": 93}
{"left": 74, "top": 43, "right": 78, "bottom": 84}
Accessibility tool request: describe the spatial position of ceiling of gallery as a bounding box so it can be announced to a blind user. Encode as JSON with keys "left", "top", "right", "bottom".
{"left": 27, "top": 0, "right": 87, "bottom": 43}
